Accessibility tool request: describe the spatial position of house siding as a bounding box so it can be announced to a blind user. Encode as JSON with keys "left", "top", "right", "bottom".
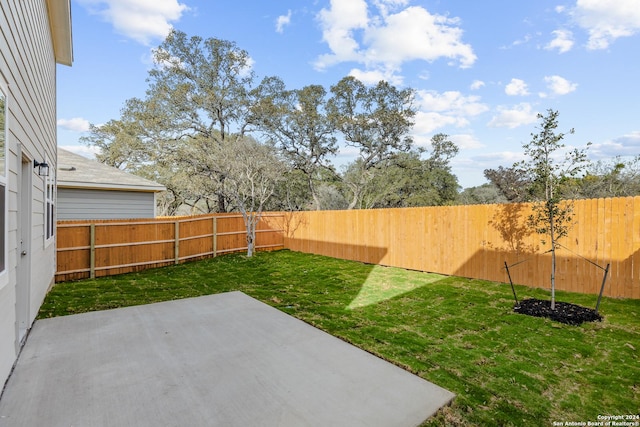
{"left": 0, "top": 0, "right": 59, "bottom": 387}
{"left": 58, "top": 188, "right": 157, "bottom": 220}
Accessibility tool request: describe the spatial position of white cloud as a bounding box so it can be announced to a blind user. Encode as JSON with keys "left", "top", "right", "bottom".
{"left": 315, "top": 0, "right": 369, "bottom": 68}
{"left": 488, "top": 103, "right": 538, "bottom": 129}
{"left": 412, "top": 90, "right": 489, "bottom": 145}
{"left": 363, "top": 7, "right": 477, "bottom": 68}
{"left": 413, "top": 112, "right": 461, "bottom": 138}
{"left": 77, "top": 0, "right": 189, "bottom": 45}
{"left": 543, "top": 75, "right": 578, "bottom": 96}
{"left": 372, "top": 0, "right": 409, "bottom": 17}
{"left": 589, "top": 131, "right": 640, "bottom": 159}
{"left": 315, "top": 1, "right": 476, "bottom": 73}
{"left": 470, "top": 80, "right": 485, "bottom": 90}
{"left": 57, "top": 118, "right": 91, "bottom": 132}
{"left": 276, "top": 10, "right": 292, "bottom": 33}
{"left": 59, "top": 145, "right": 100, "bottom": 159}
{"left": 501, "top": 33, "right": 534, "bottom": 49}
{"left": 505, "top": 78, "right": 529, "bottom": 96}
{"left": 349, "top": 68, "right": 403, "bottom": 86}
{"left": 571, "top": 0, "right": 640, "bottom": 49}
{"left": 545, "top": 29, "right": 574, "bottom": 53}
{"left": 417, "top": 90, "right": 488, "bottom": 116}
{"left": 240, "top": 57, "right": 256, "bottom": 78}
{"left": 450, "top": 133, "right": 484, "bottom": 150}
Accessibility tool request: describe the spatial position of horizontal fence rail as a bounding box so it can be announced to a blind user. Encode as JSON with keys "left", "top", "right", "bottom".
{"left": 283, "top": 197, "right": 640, "bottom": 299}
{"left": 56, "top": 213, "right": 285, "bottom": 282}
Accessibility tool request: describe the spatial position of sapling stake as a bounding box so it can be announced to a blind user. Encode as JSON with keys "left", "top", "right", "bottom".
{"left": 504, "top": 261, "right": 519, "bottom": 306}
{"left": 595, "top": 263, "right": 610, "bottom": 314}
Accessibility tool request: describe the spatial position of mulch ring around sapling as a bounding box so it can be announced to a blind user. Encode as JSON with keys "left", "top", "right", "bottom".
{"left": 514, "top": 298, "right": 602, "bottom": 326}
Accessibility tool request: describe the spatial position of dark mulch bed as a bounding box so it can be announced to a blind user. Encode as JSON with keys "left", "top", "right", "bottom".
{"left": 514, "top": 298, "right": 602, "bottom": 326}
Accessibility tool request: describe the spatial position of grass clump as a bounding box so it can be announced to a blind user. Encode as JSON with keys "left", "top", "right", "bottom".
{"left": 39, "top": 250, "right": 640, "bottom": 426}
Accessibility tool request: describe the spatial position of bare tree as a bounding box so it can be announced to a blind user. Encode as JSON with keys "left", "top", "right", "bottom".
{"left": 577, "top": 156, "right": 640, "bottom": 198}
{"left": 210, "top": 137, "right": 285, "bottom": 257}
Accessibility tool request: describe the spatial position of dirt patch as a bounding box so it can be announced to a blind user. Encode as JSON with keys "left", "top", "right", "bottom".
{"left": 513, "top": 298, "right": 602, "bottom": 326}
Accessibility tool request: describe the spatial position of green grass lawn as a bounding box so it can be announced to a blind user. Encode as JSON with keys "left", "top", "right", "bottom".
{"left": 39, "top": 250, "right": 640, "bottom": 426}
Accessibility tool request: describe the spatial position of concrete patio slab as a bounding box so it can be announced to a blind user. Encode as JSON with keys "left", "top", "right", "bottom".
{"left": 0, "top": 291, "right": 454, "bottom": 427}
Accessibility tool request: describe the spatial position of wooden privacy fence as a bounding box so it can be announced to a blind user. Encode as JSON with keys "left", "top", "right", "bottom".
{"left": 283, "top": 197, "right": 640, "bottom": 299}
{"left": 56, "top": 198, "right": 640, "bottom": 299}
{"left": 56, "top": 213, "right": 285, "bottom": 282}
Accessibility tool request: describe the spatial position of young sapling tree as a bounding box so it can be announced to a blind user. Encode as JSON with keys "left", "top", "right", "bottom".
{"left": 519, "top": 109, "right": 590, "bottom": 310}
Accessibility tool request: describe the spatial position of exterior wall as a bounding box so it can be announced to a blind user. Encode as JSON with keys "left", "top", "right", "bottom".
{"left": 0, "top": 0, "right": 58, "bottom": 387}
{"left": 57, "top": 188, "right": 158, "bottom": 220}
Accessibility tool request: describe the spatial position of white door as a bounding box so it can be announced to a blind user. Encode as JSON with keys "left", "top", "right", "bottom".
{"left": 16, "top": 155, "right": 32, "bottom": 346}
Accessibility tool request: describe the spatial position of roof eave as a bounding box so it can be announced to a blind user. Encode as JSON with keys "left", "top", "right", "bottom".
{"left": 58, "top": 181, "right": 167, "bottom": 193}
{"left": 46, "top": 0, "right": 73, "bottom": 66}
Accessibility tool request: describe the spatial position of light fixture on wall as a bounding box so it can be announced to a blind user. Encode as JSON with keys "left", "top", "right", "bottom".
{"left": 34, "top": 160, "right": 50, "bottom": 176}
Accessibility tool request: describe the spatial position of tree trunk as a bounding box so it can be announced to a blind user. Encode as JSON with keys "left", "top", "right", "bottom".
{"left": 309, "top": 176, "right": 321, "bottom": 210}
{"left": 217, "top": 174, "right": 227, "bottom": 213}
{"left": 347, "top": 183, "right": 360, "bottom": 210}
{"left": 246, "top": 234, "right": 254, "bottom": 257}
{"left": 550, "top": 243, "right": 556, "bottom": 310}
{"left": 217, "top": 191, "right": 226, "bottom": 213}
{"left": 549, "top": 204, "right": 556, "bottom": 310}
{"left": 245, "top": 213, "right": 257, "bottom": 257}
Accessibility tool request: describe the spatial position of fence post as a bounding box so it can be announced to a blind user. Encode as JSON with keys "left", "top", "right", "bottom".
{"left": 174, "top": 220, "right": 180, "bottom": 264}
{"left": 90, "top": 223, "right": 96, "bottom": 279}
{"left": 213, "top": 216, "right": 217, "bottom": 257}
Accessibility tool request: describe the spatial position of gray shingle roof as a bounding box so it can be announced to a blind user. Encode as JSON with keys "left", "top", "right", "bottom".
{"left": 57, "top": 148, "right": 166, "bottom": 192}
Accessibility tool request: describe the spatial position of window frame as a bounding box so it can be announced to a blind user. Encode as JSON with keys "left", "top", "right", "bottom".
{"left": 0, "top": 80, "right": 8, "bottom": 288}
{"left": 44, "top": 160, "right": 55, "bottom": 244}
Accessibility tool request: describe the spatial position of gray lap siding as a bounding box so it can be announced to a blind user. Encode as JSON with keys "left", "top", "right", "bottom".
{"left": 57, "top": 188, "right": 156, "bottom": 220}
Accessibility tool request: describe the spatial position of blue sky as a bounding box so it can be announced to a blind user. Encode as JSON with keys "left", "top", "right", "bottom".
{"left": 57, "top": 0, "right": 640, "bottom": 188}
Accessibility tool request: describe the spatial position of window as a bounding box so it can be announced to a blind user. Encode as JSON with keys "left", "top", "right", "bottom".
{"left": 0, "top": 86, "right": 6, "bottom": 274}
{"left": 45, "top": 167, "right": 55, "bottom": 241}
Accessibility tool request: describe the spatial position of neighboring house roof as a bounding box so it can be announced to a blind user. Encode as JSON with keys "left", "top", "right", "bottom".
{"left": 46, "top": 0, "right": 73, "bottom": 66}
{"left": 57, "top": 148, "right": 166, "bottom": 193}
